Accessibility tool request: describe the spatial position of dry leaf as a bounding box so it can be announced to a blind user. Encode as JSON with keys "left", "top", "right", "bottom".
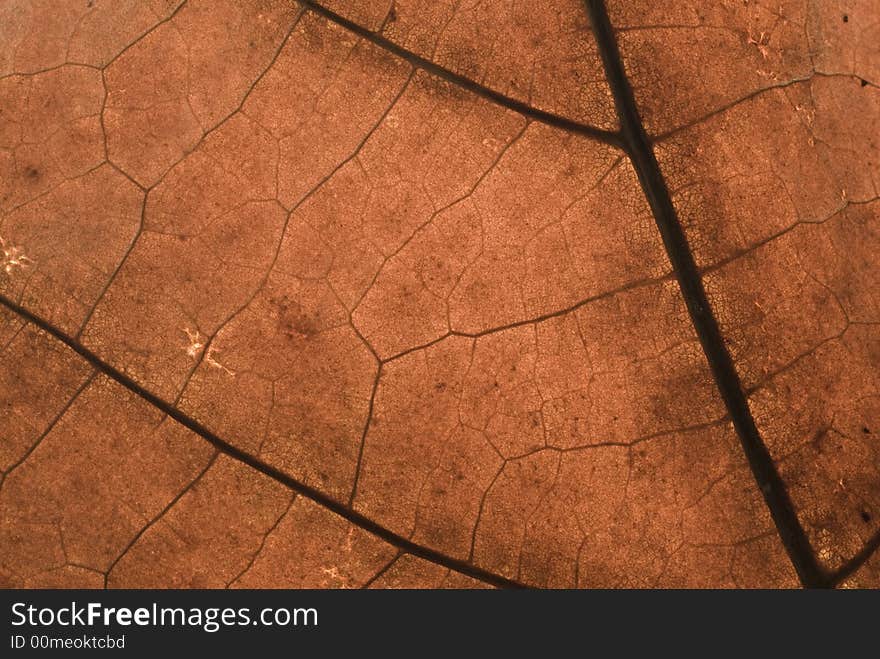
{"left": 0, "top": 0, "right": 877, "bottom": 589}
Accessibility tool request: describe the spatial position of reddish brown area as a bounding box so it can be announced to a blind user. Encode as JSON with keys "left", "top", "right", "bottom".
{"left": 0, "top": 1, "right": 876, "bottom": 588}
{"left": 614, "top": 0, "right": 879, "bottom": 580}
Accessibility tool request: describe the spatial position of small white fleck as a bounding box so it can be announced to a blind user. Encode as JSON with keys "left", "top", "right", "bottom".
{"left": 183, "top": 327, "right": 204, "bottom": 359}
{"left": 205, "top": 345, "right": 235, "bottom": 375}
{"left": 320, "top": 566, "right": 351, "bottom": 588}
{"left": 747, "top": 31, "right": 771, "bottom": 59}
{"left": 0, "top": 236, "right": 34, "bottom": 275}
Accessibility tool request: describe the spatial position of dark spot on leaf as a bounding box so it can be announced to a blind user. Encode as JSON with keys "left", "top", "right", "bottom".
{"left": 23, "top": 166, "right": 40, "bottom": 180}
{"left": 864, "top": 426, "right": 871, "bottom": 434}
{"left": 810, "top": 427, "right": 830, "bottom": 451}
{"left": 271, "top": 295, "right": 318, "bottom": 339}
{"left": 861, "top": 510, "right": 872, "bottom": 523}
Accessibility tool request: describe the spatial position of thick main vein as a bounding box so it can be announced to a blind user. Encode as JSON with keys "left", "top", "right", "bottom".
{"left": 0, "top": 292, "right": 525, "bottom": 590}
{"left": 296, "top": 0, "right": 622, "bottom": 148}
{"left": 583, "top": 0, "right": 829, "bottom": 588}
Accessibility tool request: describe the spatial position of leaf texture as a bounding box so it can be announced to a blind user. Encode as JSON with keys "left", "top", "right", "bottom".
{"left": 0, "top": 0, "right": 877, "bottom": 588}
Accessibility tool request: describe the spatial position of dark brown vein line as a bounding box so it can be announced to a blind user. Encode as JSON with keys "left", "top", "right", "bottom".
{"left": 104, "top": 451, "right": 221, "bottom": 588}
{"left": 75, "top": 193, "right": 146, "bottom": 341}
{"left": 0, "top": 291, "right": 524, "bottom": 590}
{"left": 78, "top": 9, "right": 309, "bottom": 342}
{"left": 584, "top": 0, "right": 829, "bottom": 588}
{"left": 348, "top": 362, "right": 381, "bottom": 507}
{"left": 227, "top": 495, "right": 296, "bottom": 588}
{"left": 297, "top": 0, "right": 622, "bottom": 148}
{"left": 0, "top": 370, "right": 96, "bottom": 489}
{"left": 381, "top": 271, "right": 673, "bottom": 364}
{"left": 654, "top": 71, "right": 873, "bottom": 141}
{"left": 829, "top": 528, "right": 880, "bottom": 586}
{"left": 93, "top": 0, "right": 188, "bottom": 72}
{"left": 360, "top": 552, "right": 402, "bottom": 590}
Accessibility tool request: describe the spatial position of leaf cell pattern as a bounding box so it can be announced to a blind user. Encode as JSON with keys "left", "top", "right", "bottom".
{"left": 0, "top": 0, "right": 877, "bottom": 588}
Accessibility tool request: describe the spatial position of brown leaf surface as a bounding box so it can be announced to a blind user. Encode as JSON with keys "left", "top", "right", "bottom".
{"left": 0, "top": 0, "right": 877, "bottom": 588}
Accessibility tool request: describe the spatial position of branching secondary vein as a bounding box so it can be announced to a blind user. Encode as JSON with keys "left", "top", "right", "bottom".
{"left": 297, "top": 0, "right": 623, "bottom": 148}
